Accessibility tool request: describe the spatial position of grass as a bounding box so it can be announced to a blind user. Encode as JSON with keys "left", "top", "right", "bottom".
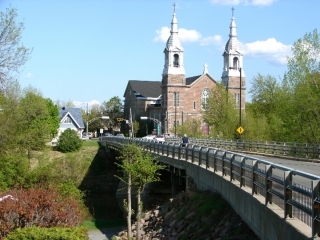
{"left": 82, "top": 140, "right": 100, "bottom": 147}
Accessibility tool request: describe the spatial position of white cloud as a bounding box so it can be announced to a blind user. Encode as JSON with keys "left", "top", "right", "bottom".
{"left": 209, "top": 0, "right": 277, "bottom": 5}
{"left": 153, "top": 27, "right": 202, "bottom": 43}
{"left": 179, "top": 28, "right": 202, "bottom": 42}
{"left": 153, "top": 27, "right": 221, "bottom": 47}
{"left": 153, "top": 27, "right": 170, "bottom": 42}
{"left": 73, "top": 100, "right": 101, "bottom": 108}
{"left": 25, "top": 72, "right": 33, "bottom": 79}
{"left": 200, "top": 35, "right": 223, "bottom": 46}
{"left": 243, "top": 38, "right": 292, "bottom": 65}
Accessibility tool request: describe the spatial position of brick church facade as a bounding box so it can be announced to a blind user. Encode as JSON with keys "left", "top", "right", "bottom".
{"left": 123, "top": 7, "right": 246, "bottom": 136}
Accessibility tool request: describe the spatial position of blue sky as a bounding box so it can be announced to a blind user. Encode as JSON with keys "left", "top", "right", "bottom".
{"left": 1, "top": 0, "right": 319, "bottom": 109}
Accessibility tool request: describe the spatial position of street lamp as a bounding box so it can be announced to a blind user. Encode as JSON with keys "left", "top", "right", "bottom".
{"left": 169, "top": 91, "right": 178, "bottom": 137}
{"left": 140, "top": 116, "right": 161, "bottom": 134}
{"left": 86, "top": 116, "right": 109, "bottom": 139}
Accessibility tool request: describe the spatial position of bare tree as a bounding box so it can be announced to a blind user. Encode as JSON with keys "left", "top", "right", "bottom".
{"left": 0, "top": 6, "right": 32, "bottom": 89}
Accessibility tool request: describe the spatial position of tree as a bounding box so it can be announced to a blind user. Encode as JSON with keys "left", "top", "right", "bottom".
{"left": 132, "top": 120, "right": 139, "bottom": 137}
{"left": 283, "top": 29, "right": 320, "bottom": 142}
{"left": 102, "top": 96, "right": 124, "bottom": 133}
{"left": 103, "top": 96, "right": 123, "bottom": 113}
{"left": 0, "top": 6, "right": 32, "bottom": 89}
{"left": 56, "top": 128, "right": 83, "bottom": 153}
{"left": 16, "top": 87, "right": 52, "bottom": 159}
{"left": 45, "top": 98, "right": 60, "bottom": 139}
{"left": 115, "top": 142, "right": 164, "bottom": 239}
{"left": 202, "top": 84, "right": 238, "bottom": 138}
{"left": 175, "top": 119, "right": 203, "bottom": 138}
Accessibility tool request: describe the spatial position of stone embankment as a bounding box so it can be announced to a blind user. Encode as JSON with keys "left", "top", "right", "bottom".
{"left": 115, "top": 191, "right": 259, "bottom": 240}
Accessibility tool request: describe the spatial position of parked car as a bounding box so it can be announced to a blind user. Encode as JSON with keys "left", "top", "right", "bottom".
{"left": 115, "top": 133, "right": 125, "bottom": 138}
{"left": 82, "top": 132, "right": 92, "bottom": 139}
{"left": 142, "top": 135, "right": 156, "bottom": 140}
{"left": 154, "top": 135, "right": 165, "bottom": 143}
{"left": 102, "top": 132, "right": 113, "bottom": 137}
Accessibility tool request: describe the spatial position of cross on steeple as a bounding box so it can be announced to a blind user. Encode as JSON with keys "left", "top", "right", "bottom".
{"left": 173, "top": 3, "right": 177, "bottom": 13}
{"left": 232, "top": 7, "right": 235, "bottom": 17}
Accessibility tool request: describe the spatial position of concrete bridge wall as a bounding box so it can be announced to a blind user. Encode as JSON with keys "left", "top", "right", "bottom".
{"left": 102, "top": 141, "right": 312, "bottom": 240}
{"left": 157, "top": 154, "right": 311, "bottom": 240}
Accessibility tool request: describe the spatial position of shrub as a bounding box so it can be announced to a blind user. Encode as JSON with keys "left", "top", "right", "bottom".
{"left": 56, "top": 128, "right": 83, "bottom": 153}
{"left": 5, "top": 226, "right": 88, "bottom": 240}
{"left": 0, "top": 188, "right": 85, "bottom": 238}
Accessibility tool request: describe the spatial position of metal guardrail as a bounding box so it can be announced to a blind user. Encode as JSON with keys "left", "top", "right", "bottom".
{"left": 102, "top": 137, "right": 320, "bottom": 238}
{"left": 186, "top": 138, "right": 320, "bottom": 160}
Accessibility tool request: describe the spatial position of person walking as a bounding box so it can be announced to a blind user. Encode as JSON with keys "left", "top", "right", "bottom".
{"left": 181, "top": 134, "right": 189, "bottom": 147}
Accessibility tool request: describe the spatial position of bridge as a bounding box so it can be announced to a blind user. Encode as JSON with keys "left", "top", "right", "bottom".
{"left": 100, "top": 137, "right": 320, "bottom": 240}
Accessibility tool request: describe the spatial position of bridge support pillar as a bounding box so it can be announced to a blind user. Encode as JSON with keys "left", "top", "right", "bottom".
{"left": 170, "top": 166, "right": 186, "bottom": 197}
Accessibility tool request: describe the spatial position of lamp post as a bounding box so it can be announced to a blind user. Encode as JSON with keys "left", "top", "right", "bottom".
{"left": 228, "top": 67, "right": 242, "bottom": 126}
{"left": 169, "top": 91, "right": 178, "bottom": 137}
{"left": 86, "top": 116, "right": 109, "bottom": 139}
{"left": 239, "top": 67, "right": 242, "bottom": 129}
{"left": 140, "top": 116, "right": 161, "bottom": 134}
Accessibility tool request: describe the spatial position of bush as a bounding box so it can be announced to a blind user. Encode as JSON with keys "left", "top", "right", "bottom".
{"left": 5, "top": 226, "right": 88, "bottom": 240}
{"left": 56, "top": 128, "right": 83, "bottom": 153}
{"left": 0, "top": 188, "right": 85, "bottom": 238}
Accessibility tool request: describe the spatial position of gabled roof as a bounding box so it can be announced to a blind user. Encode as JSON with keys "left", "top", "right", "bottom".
{"left": 59, "top": 108, "right": 85, "bottom": 129}
{"left": 125, "top": 80, "right": 162, "bottom": 99}
{"left": 186, "top": 75, "right": 202, "bottom": 85}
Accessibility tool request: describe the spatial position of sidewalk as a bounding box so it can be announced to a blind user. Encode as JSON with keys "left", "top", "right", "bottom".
{"left": 88, "top": 228, "right": 122, "bottom": 240}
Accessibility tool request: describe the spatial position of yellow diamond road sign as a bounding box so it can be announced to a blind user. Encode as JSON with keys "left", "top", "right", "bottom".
{"left": 237, "top": 126, "right": 244, "bottom": 134}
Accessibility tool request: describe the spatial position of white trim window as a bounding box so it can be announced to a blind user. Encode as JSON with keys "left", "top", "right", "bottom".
{"left": 63, "top": 117, "right": 72, "bottom": 123}
{"left": 201, "top": 88, "right": 209, "bottom": 110}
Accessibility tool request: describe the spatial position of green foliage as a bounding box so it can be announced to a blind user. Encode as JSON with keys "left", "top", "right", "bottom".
{"left": 202, "top": 83, "right": 238, "bottom": 138}
{"left": 246, "top": 29, "right": 320, "bottom": 142}
{"left": 5, "top": 226, "right": 88, "bottom": 240}
{"left": 115, "top": 142, "right": 165, "bottom": 239}
{"left": 175, "top": 119, "right": 203, "bottom": 138}
{"left": 56, "top": 128, "right": 83, "bottom": 153}
{"left": 0, "top": 155, "right": 29, "bottom": 191}
{"left": 16, "top": 89, "right": 52, "bottom": 157}
{"left": 132, "top": 120, "right": 140, "bottom": 137}
{"left": 46, "top": 98, "right": 60, "bottom": 138}
{"left": 0, "top": 6, "right": 32, "bottom": 89}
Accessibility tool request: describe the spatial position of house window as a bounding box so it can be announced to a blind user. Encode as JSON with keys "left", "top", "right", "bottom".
{"left": 64, "top": 117, "right": 72, "bottom": 123}
{"left": 193, "top": 101, "right": 196, "bottom": 110}
{"left": 173, "top": 92, "right": 180, "bottom": 107}
{"left": 173, "top": 54, "right": 180, "bottom": 67}
{"left": 201, "top": 88, "right": 209, "bottom": 110}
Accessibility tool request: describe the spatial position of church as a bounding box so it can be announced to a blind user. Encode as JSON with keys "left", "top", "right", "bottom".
{"left": 123, "top": 7, "right": 246, "bottom": 136}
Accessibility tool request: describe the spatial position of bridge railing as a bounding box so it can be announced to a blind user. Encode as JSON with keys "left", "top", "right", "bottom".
{"left": 102, "top": 137, "right": 320, "bottom": 238}
{"left": 187, "top": 138, "right": 320, "bottom": 160}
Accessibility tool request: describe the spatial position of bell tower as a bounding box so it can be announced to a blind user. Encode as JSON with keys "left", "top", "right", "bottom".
{"left": 221, "top": 7, "right": 246, "bottom": 110}
{"left": 162, "top": 3, "right": 185, "bottom": 87}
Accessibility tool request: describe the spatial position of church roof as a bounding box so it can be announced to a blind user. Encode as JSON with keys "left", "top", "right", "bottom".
{"left": 126, "top": 80, "right": 162, "bottom": 99}
{"left": 186, "top": 75, "right": 202, "bottom": 85}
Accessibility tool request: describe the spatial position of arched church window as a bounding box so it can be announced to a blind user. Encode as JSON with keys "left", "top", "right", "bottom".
{"left": 233, "top": 57, "right": 239, "bottom": 70}
{"left": 173, "top": 54, "right": 180, "bottom": 67}
{"left": 201, "top": 88, "right": 209, "bottom": 110}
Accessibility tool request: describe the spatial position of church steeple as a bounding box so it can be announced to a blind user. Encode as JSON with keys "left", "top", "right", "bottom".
{"left": 222, "top": 7, "right": 246, "bottom": 109}
{"left": 162, "top": 3, "right": 185, "bottom": 78}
